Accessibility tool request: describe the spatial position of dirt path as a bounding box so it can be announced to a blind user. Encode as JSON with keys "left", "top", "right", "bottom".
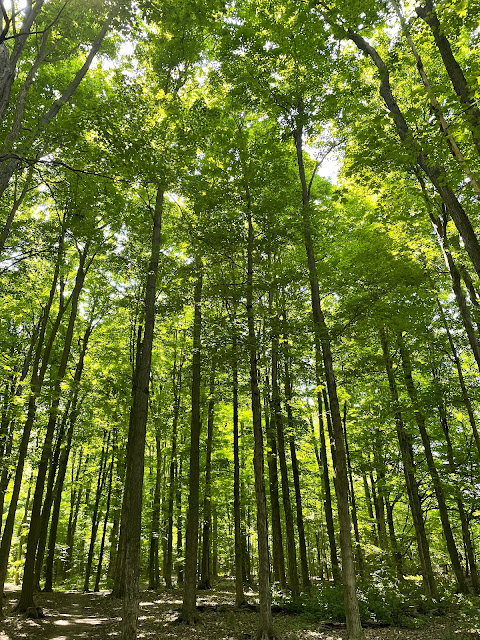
{"left": 0, "top": 584, "right": 477, "bottom": 640}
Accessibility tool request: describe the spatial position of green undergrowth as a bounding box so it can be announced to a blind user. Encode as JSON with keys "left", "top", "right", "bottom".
{"left": 270, "top": 571, "right": 473, "bottom": 627}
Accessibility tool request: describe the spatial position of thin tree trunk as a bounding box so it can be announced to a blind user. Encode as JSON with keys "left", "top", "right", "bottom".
{"left": 416, "top": 0, "right": 480, "bottom": 156}
{"left": 435, "top": 296, "right": 480, "bottom": 457}
{"left": 182, "top": 256, "right": 203, "bottom": 624}
{"left": 245, "top": 198, "right": 276, "bottom": 640}
{"left": 34, "top": 398, "right": 72, "bottom": 590}
{"left": 342, "top": 403, "right": 364, "bottom": 576}
{"left": 348, "top": 30, "right": 480, "bottom": 279}
{"left": 397, "top": 332, "right": 467, "bottom": 593}
{"left": 0, "top": 236, "right": 66, "bottom": 612}
{"left": 362, "top": 472, "right": 378, "bottom": 546}
{"left": 264, "top": 375, "right": 286, "bottom": 588}
{"left": 385, "top": 496, "right": 404, "bottom": 580}
{"left": 272, "top": 332, "right": 299, "bottom": 599}
{"left": 120, "top": 187, "right": 163, "bottom": 640}
{"left": 94, "top": 457, "right": 114, "bottom": 592}
{"left": 64, "top": 452, "right": 87, "bottom": 578}
{"left": 199, "top": 363, "right": 216, "bottom": 590}
{"left": 379, "top": 328, "right": 436, "bottom": 598}
{"left": 16, "top": 244, "right": 91, "bottom": 612}
{"left": 148, "top": 432, "right": 162, "bottom": 590}
{"left": 84, "top": 432, "right": 110, "bottom": 592}
{"left": 314, "top": 393, "right": 340, "bottom": 584}
{"left": 164, "top": 335, "right": 184, "bottom": 589}
{"left": 282, "top": 319, "right": 309, "bottom": 590}
{"left": 294, "top": 114, "right": 363, "bottom": 638}
{"left": 232, "top": 327, "right": 246, "bottom": 606}
{"left": 176, "top": 450, "right": 183, "bottom": 584}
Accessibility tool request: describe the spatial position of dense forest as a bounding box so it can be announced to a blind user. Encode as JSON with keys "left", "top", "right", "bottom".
{"left": 1, "top": 0, "right": 480, "bottom": 639}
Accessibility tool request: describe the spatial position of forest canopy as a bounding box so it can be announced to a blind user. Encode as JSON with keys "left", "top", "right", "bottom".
{"left": 1, "top": 1, "right": 480, "bottom": 639}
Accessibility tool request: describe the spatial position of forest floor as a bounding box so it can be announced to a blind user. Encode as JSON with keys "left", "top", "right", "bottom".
{"left": 0, "top": 580, "right": 479, "bottom": 640}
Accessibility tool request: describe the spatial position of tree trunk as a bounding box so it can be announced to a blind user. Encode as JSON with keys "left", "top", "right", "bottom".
{"left": 294, "top": 116, "right": 363, "bottom": 638}
{"left": 120, "top": 187, "right": 163, "bottom": 640}
{"left": 245, "top": 190, "right": 276, "bottom": 639}
{"left": 416, "top": 0, "right": 480, "bottom": 156}
{"left": 16, "top": 244, "right": 90, "bottom": 613}
{"left": 84, "top": 433, "right": 110, "bottom": 592}
{"left": 342, "top": 403, "right": 364, "bottom": 576}
{"left": 264, "top": 375, "right": 286, "bottom": 589}
{"left": 348, "top": 30, "right": 480, "bottom": 279}
{"left": 397, "top": 333, "right": 467, "bottom": 593}
{"left": 379, "top": 328, "right": 436, "bottom": 598}
{"left": 34, "top": 399, "right": 72, "bottom": 590}
{"left": 232, "top": 327, "right": 246, "bottom": 606}
{"left": 271, "top": 332, "right": 299, "bottom": 599}
{"left": 199, "top": 363, "right": 216, "bottom": 590}
{"left": 182, "top": 256, "right": 203, "bottom": 624}
{"left": 315, "top": 391, "right": 340, "bottom": 583}
{"left": 148, "top": 432, "right": 162, "bottom": 590}
{"left": 282, "top": 321, "right": 310, "bottom": 590}
{"left": 94, "top": 458, "right": 114, "bottom": 592}
{"left": 0, "top": 235, "right": 65, "bottom": 612}
{"left": 164, "top": 335, "right": 184, "bottom": 589}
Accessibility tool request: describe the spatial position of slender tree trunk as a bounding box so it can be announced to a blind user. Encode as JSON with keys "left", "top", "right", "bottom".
{"left": 342, "top": 404, "right": 364, "bottom": 576}
{"left": 176, "top": 451, "right": 183, "bottom": 584}
{"left": 294, "top": 116, "right": 363, "bottom": 638}
{"left": 264, "top": 375, "right": 286, "bottom": 588}
{"left": 282, "top": 321, "right": 309, "bottom": 590}
{"left": 379, "top": 328, "right": 436, "bottom": 598}
{"left": 362, "top": 472, "right": 378, "bottom": 546}
{"left": 182, "top": 256, "right": 203, "bottom": 624}
{"left": 16, "top": 244, "right": 90, "bottom": 612}
{"left": 94, "top": 458, "right": 114, "bottom": 592}
{"left": 34, "top": 399, "right": 72, "bottom": 590}
{"left": 348, "top": 30, "right": 480, "bottom": 279}
{"left": 416, "top": 0, "right": 480, "bottom": 156}
{"left": 385, "top": 496, "right": 404, "bottom": 580}
{"left": 232, "top": 327, "right": 246, "bottom": 606}
{"left": 199, "top": 363, "right": 216, "bottom": 590}
{"left": 148, "top": 432, "right": 162, "bottom": 590}
{"left": 397, "top": 333, "right": 467, "bottom": 593}
{"left": 44, "top": 382, "right": 86, "bottom": 592}
{"left": 84, "top": 433, "right": 110, "bottom": 592}
{"left": 164, "top": 337, "right": 184, "bottom": 589}
{"left": 271, "top": 332, "right": 299, "bottom": 599}
{"left": 435, "top": 387, "right": 479, "bottom": 592}
{"left": 313, "top": 393, "right": 340, "bottom": 583}
{"left": 246, "top": 209, "right": 276, "bottom": 639}
{"left": 435, "top": 296, "right": 480, "bottom": 457}
{"left": 0, "top": 236, "right": 65, "bottom": 611}
{"left": 120, "top": 188, "right": 163, "bottom": 640}
{"left": 64, "top": 452, "right": 87, "bottom": 578}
